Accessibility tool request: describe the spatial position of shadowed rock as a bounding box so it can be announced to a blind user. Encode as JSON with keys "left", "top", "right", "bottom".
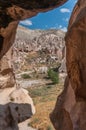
{"left": 0, "top": 103, "right": 32, "bottom": 130}
{"left": 0, "top": 0, "right": 67, "bottom": 59}
{"left": 0, "top": 1, "right": 68, "bottom": 129}
{"left": 50, "top": 0, "right": 86, "bottom": 130}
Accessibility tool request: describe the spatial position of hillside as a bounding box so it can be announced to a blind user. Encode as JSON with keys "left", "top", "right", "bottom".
{"left": 13, "top": 26, "right": 66, "bottom": 73}
{"left": 12, "top": 26, "right": 67, "bottom": 129}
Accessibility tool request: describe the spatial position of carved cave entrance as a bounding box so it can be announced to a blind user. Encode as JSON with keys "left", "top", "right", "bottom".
{"left": 0, "top": 0, "right": 86, "bottom": 130}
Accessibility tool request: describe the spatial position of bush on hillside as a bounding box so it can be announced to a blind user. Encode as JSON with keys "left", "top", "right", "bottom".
{"left": 21, "top": 73, "right": 31, "bottom": 79}
{"left": 47, "top": 68, "right": 59, "bottom": 84}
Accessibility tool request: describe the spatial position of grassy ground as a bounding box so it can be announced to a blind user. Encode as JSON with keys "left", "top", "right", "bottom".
{"left": 28, "top": 84, "right": 63, "bottom": 130}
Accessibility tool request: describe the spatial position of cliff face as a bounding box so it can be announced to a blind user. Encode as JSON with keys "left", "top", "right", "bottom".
{"left": 0, "top": 0, "right": 86, "bottom": 130}
{"left": 13, "top": 26, "right": 66, "bottom": 72}
{"left": 0, "top": 0, "right": 67, "bottom": 59}
{"left": 0, "top": 0, "right": 68, "bottom": 130}
{"left": 0, "top": 48, "right": 35, "bottom": 130}
{"left": 50, "top": 0, "right": 86, "bottom": 130}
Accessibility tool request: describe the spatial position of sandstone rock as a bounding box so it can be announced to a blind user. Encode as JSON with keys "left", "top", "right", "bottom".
{"left": 0, "top": 48, "right": 15, "bottom": 89}
{"left": 0, "top": 73, "right": 15, "bottom": 89}
{"left": 9, "top": 87, "right": 35, "bottom": 114}
{"left": 0, "top": 0, "right": 67, "bottom": 59}
{"left": 0, "top": 87, "right": 35, "bottom": 130}
{"left": 13, "top": 26, "right": 65, "bottom": 72}
{"left": 50, "top": 0, "right": 86, "bottom": 130}
{"left": 0, "top": 103, "right": 33, "bottom": 130}
{"left": 0, "top": 46, "right": 35, "bottom": 129}
{"left": 19, "top": 119, "right": 37, "bottom": 130}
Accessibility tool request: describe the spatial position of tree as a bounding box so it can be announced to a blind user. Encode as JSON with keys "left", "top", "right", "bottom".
{"left": 47, "top": 68, "right": 59, "bottom": 84}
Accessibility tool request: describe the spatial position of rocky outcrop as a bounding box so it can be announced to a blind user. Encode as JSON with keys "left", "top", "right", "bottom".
{"left": 0, "top": 0, "right": 68, "bottom": 129}
{"left": 0, "top": 48, "right": 15, "bottom": 89}
{"left": 0, "top": 103, "right": 33, "bottom": 130}
{"left": 50, "top": 0, "right": 86, "bottom": 130}
{"left": 0, "top": 48, "right": 35, "bottom": 130}
{"left": 0, "top": 0, "right": 67, "bottom": 59}
{"left": 14, "top": 26, "right": 65, "bottom": 54}
{"left": 13, "top": 26, "right": 65, "bottom": 72}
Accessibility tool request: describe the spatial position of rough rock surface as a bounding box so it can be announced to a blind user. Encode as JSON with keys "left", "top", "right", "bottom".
{"left": 0, "top": 48, "right": 15, "bottom": 89}
{"left": 13, "top": 26, "right": 65, "bottom": 72}
{"left": 50, "top": 0, "right": 86, "bottom": 130}
{"left": 0, "top": 0, "right": 68, "bottom": 130}
{"left": 0, "top": 0, "right": 67, "bottom": 59}
{"left": 0, "top": 103, "right": 33, "bottom": 130}
{"left": 0, "top": 48, "right": 35, "bottom": 130}
{"left": 0, "top": 0, "right": 86, "bottom": 130}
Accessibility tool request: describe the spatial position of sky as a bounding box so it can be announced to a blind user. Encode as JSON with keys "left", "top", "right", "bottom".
{"left": 19, "top": 0, "right": 77, "bottom": 32}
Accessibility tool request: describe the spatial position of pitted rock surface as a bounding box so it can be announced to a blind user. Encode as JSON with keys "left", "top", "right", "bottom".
{"left": 50, "top": 0, "right": 86, "bottom": 130}
{"left": 0, "top": 0, "right": 67, "bottom": 59}
{"left": 0, "top": 0, "right": 68, "bottom": 130}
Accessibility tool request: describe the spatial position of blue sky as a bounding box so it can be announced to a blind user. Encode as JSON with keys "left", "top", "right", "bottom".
{"left": 20, "top": 0, "right": 77, "bottom": 31}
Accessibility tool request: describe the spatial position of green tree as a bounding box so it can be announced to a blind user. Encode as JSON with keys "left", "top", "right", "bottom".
{"left": 21, "top": 73, "right": 31, "bottom": 79}
{"left": 47, "top": 68, "right": 59, "bottom": 84}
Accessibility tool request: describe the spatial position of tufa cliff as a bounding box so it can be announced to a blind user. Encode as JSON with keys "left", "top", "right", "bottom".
{"left": 0, "top": 0, "right": 67, "bottom": 130}
{"left": 13, "top": 26, "right": 66, "bottom": 73}
{"left": 50, "top": 0, "right": 86, "bottom": 130}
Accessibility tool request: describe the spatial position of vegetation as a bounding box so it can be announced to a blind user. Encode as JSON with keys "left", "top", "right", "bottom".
{"left": 47, "top": 125, "right": 53, "bottom": 130}
{"left": 21, "top": 73, "right": 31, "bottom": 79}
{"left": 47, "top": 68, "right": 59, "bottom": 84}
{"left": 28, "top": 84, "right": 63, "bottom": 130}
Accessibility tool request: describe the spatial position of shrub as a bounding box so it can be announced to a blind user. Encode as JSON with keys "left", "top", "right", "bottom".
{"left": 47, "top": 125, "right": 53, "bottom": 130}
{"left": 47, "top": 68, "right": 59, "bottom": 84}
{"left": 21, "top": 73, "right": 31, "bottom": 79}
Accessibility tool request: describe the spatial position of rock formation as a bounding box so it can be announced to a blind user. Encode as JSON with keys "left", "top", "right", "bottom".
{"left": 0, "top": 0, "right": 86, "bottom": 130}
{"left": 0, "top": 0, "right": 67, "bottom": 59}
{"left": 0, "top": 47, "right": 35, "bottom": 130}
{"left": 13, "top": 26, "right": 65, "bottom": 72}
{"left": 0, "top": 0, "right": 68, "bottom": 129}
{"left": 50, "top": 0, "right": 86, "bottom": 130}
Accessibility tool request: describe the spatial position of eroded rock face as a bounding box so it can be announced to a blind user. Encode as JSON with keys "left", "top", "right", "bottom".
{"left": 0, "top": 48, "right": 35, "bottom": 130}
{"left": 50, "top": 0, "right": 86, "bottom": 130}
{"left": 0, "top": 48, "right": 15, "bottom": 89}
{"left": 0, "top": 0, "right": 67, "bottom": 59}
{"left": 13, "top": 26, "right": 65, "bottom": 72}
{"left": 0, "top": 103, "right": 33, "bottom": 130}
{"left": 0, "top": 0, "right": 68, "bottom": 129}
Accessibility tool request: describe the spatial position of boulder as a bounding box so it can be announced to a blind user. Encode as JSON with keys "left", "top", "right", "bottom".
{"left": 0, "top": 86, "right": 35, "bottom": 130}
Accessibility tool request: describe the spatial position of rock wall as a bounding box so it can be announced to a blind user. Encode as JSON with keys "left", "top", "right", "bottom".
{"left": 0, "top": 48, "right": 35, "bottom": 130}
{"left": 0, "top": 0, "right": 86, "bottom": 130}
{"left": 0, "top": 0, "right": 68, "bottom": 129}
{"left": 13, "top": 27, "right": 65, "bottom": 72}
{"left": 50, "top": 0, "right": 86, "bottom": 130}
{"left": 0, "top": 0, "right": 67, "bottom": 59}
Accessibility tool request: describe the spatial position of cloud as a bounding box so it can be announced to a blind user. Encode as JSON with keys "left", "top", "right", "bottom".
{"left": 60, "top": 8, "right": 71, "bottom": 13}
{"left": 58, "top": 25, "right": 62, "bottom": 28}
{"left": 61, "top": 27, "right": 67, "bottom": 32}
{"left": 63, "top": 18, "right": 69, "bottom": 22}
{"left": 74, "top": 0, "right": 77, "bottom": 4}
{"left": 58, "top": 25, "right": 67, "bottom": 32}
{"left": 20, "top": 19, "right": 32, "bottom": 26}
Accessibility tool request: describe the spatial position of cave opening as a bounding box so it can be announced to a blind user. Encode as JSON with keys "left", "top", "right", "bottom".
{"left": 0, "top": 0, "right": 86, "bottom": 130}
{"left": 11, "top": 1, "right": 76, "bottom": 129}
